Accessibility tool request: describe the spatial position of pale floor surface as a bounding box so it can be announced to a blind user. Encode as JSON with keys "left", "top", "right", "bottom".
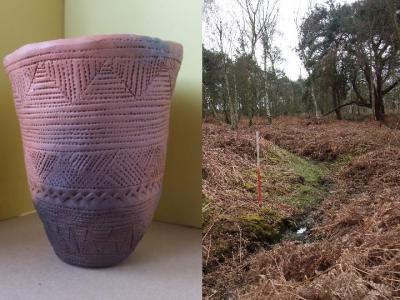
{"left": 0, "top": 213, "right": 201, "bottom": 300}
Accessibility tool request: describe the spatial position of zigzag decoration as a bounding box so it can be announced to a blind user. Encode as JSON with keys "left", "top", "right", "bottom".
{"left": 24, "top": 146, "right": 166, "bottom": 189}
{"left": 112, "top": 56, "right": 167, "bottom": 97}
{"left": 51, "top": 58, "right": 107, "bottom": 103}
{"left": 11, "top": 56, "right": 172, "bottom": 107}
{"left": 29, "top": 179, "right": 163, "bottom": 208}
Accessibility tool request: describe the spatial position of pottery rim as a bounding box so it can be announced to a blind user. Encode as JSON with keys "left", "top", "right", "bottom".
{"left": 3, "top": 33, "right": 183, "bottom": 69}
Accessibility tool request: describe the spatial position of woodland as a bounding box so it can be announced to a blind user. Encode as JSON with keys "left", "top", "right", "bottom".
{"left": 202, "top": 1, "right": 400, "bottom": 299}
{"left": 203, "top": 0, "right": 400, "bottom": 125}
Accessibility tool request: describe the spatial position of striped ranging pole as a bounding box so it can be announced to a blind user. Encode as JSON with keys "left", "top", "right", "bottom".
{"left": 256, "top": 131, "right": 262, "bottom": 208}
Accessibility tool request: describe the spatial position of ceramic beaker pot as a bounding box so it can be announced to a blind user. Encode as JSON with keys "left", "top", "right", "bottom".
{"left": 3, "top": 34, "right": 182, "bottom": 267}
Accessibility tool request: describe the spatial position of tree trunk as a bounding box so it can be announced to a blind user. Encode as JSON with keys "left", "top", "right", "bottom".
{"left": 311, "top": 83, "right": 321, "bottom": 119}
{"left": 248, "top": 106, "right": 253, "bottom": 127}
{"left": 233, "top": 73, "right": 240, "bottom": 122}
{"left": 263, "top": 48, "right": 272, "bottom": 124}
{"left": 210, "top": 99, "right": 218, "bottom": 119}
{"left": 368, "top": 70, "right": 376, "bottom": 119}
{"left": 224, "top": 72, "right": 238, "bottom": 129}
{"left": 373, "top": 73, "right": 385, "bottom": 121}
{"left": 332, "top": 87, "right": 342, "bottom": 120}
{"left": 334, "top": 107, "right": 342, "bottom": 120}
{"left": 221, "top": 90, "right": 229, "bottom": 123}
{"left": 265, "top": 98, "right": 272, "bottom": 124}
{"left": 374, "top": 92, "right": 385, "bottom": 121}
{"left": 221, "top": 57, "right": 237, "bottom": 129}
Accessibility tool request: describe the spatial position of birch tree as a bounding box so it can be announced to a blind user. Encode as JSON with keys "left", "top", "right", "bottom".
{"left": 236, "top": 0, "right": 280, "bottom": 125}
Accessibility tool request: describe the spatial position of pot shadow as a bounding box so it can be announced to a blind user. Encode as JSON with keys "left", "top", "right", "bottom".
{"left": 154, "top": 85, "right": 202, "bottom": 228}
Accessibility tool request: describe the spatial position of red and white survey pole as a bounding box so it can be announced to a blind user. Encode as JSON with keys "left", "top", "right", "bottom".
{"left": 256, "top": 131, "right": 262, "bottom": 208}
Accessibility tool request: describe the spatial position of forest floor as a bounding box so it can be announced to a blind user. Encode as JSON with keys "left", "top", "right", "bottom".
{"left": 202, "top": 116, "right": 400, "bottom": 299}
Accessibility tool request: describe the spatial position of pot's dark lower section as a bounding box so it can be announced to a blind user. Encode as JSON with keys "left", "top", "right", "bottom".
{"left": 34, "top": 197, "right": 153, "bottom": 268}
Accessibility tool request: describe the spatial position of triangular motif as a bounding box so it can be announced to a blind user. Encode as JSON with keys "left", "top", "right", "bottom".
{"left": 26, "top": 61, "right": 71, "bottom": 104}
{"left": 143, "top": 146, "right": 165, "bottom": 181}
{"left": 80, "top": 59, "right": 135, "bottom": 100}
{"left": 25, "top": 149, "right": 58, "bottom": 182}
{"left": 9, "top": 64, "right": 38, "bottom": 105}
{"left": 112, "top": 56, "right": 167, "bottom": 97}
{"left": 141, "top": 62, "right": 173, "bottom": 99}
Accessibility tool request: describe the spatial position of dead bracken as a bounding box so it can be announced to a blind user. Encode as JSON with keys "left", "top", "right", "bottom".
{"left": 203, "top": 116, "right": 400, "bottom": 300}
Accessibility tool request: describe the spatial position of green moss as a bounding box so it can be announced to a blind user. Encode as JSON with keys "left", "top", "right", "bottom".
{"left": 236, "top": 208, "right": 289, "bottom": 244}
{"left": 266, "top": 147, "right": 286, "bottom": 164}
{"left": 242, "top": 168, "right": 266, "bottom": 180}
{"left": 257, "top": 207, "right": 282, "bottom": 221}
{"left": 286, "top": 153, "right": 328, "bottom": 183}
{"left": 243, "top": 181, "right": 256, "bottom": 193}
{"left": 209, "top": 209, "right": 294, "bottom": 260}
{"left": 263, "top": 146, "right": 330, "bottom": 209}
{"left": 279, "top": 184, "right": 320, "bottom": 208}
{"left": 239, "top": 213, "right": 280, "bottom": 243}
